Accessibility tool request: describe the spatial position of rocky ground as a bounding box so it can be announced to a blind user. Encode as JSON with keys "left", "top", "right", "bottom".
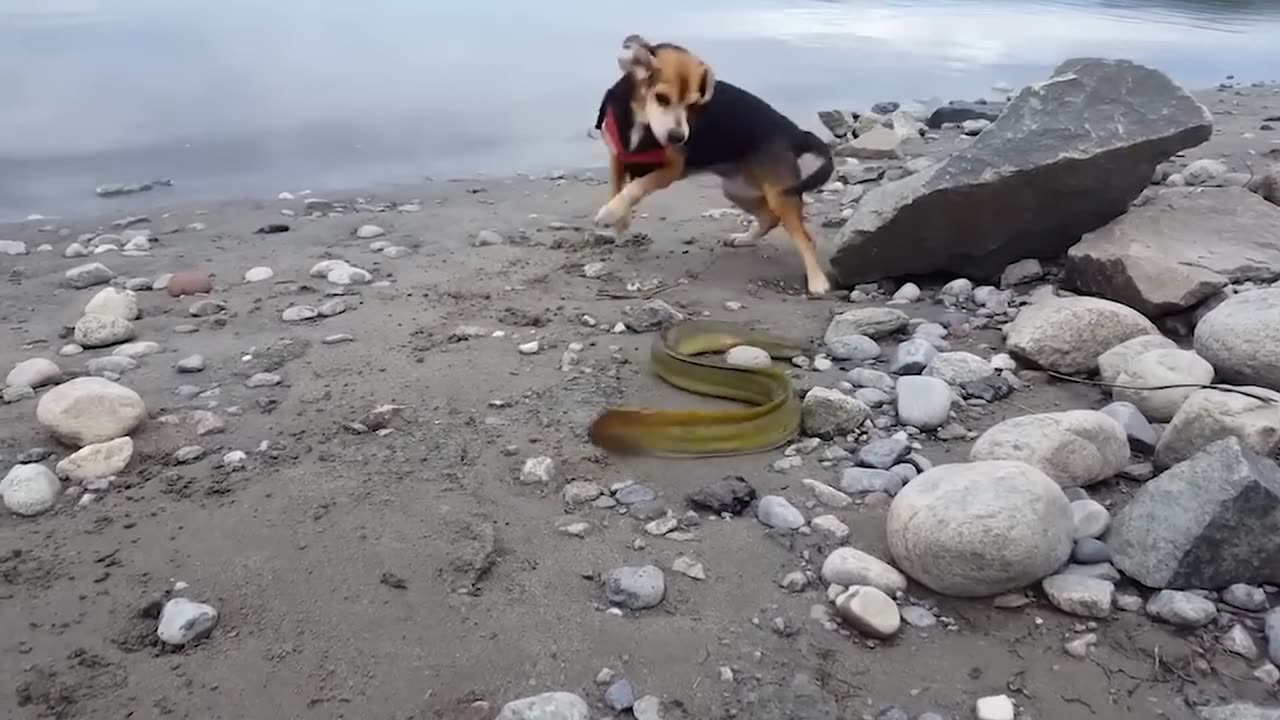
{"left": 3, "top": 76, "right": 1280, "bottom": 720}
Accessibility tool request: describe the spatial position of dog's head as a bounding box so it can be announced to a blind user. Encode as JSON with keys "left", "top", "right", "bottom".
{"left": 616, "top": 35, "right": 715, "bottom": 147}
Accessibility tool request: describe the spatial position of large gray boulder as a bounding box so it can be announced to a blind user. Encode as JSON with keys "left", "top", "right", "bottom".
{"left": 886, "top": 460, "right": 1073, "bottom": 597}
{"left": 1064, "top": 188, "right": 1280, "bottom": 317}
{"left": 829, "top": 59, "right": 1211, "bottom": 284}
{"left": 1196, "top": 289, "right": 1280, "bottom": 391}
{"left": 1110, "top": 437, "right": 1280, "bottom": 589}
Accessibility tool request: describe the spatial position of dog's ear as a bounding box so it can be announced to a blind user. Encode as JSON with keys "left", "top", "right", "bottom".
{"left": 617, "top": 35, "right": 655, "bottom": 79}
{"left": 699, "top": 64, "right": 716, "bottom": 103}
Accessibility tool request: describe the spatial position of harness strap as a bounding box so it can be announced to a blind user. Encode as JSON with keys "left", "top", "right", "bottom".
{"left": 602, "top": 107, "right": 667, "bottom": 165}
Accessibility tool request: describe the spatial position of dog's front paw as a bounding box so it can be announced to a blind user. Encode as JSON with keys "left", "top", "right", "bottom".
{"left": 594, "top": 199, "right": 629, "bottom": 228}
{"left": 724, "top": 229, "right": 761, "bottom": 247}
{"left": 805, "top": 272, "right": 833, "bottom": 298}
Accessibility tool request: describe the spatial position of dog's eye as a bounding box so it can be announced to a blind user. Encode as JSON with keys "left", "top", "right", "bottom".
{"left": 654, "top": 93, "right": 671, "bottom": 107}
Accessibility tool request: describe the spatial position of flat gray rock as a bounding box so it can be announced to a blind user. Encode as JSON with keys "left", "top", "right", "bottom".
{"left": 1064, "top": 188, "right": 1280, "bottom": 316}
{"left": 830, "top": 59, "right": 1211, "bottom": 284}
{"left": 1110, "top": 437, "right": 1280, "bottom": 589}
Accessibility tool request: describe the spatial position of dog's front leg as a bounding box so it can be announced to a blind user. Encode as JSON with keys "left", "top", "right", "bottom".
{"left": 594, "top": 156, "right": 685, "bottom": 228}
{"left": 604, "top": 154, "right": 631, "bottom": 232}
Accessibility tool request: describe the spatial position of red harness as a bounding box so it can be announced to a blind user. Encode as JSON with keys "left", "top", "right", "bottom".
{"left": 601, "top": 107, "right": 667, "bottom": 165}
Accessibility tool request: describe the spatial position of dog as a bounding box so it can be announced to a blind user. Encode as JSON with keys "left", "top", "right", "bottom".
{"left": 592, "top": 34, "right": 836, "bottom": 296}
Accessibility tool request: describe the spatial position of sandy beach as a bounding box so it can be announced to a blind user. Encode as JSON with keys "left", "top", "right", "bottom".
{"left": 3, "top": 81, "right": 1280, "bottom": 720}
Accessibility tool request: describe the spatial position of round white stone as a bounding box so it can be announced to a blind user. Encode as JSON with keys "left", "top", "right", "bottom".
{"left": 724, "top": 345, "right": 773, "bottom": 369}
{"left": 83, "top": 287, "right": 139, "bottom": 320}
{"left": 969, "top": 410, "right": 1129, "bottom": 487}
{"left": 244, "top": 266, "right": 275, "bottom": 283}
{"left": 886, "top": 460, "right": 1073, "bottom": 597}
{"left": 1113, "top": 348, "right": 1214, "bottom": 422}
{"left": 157, "top": 597, "right": 220, "bottom": 645}
{"left": 36, "top": 376, "right": 147, "bottom": 447}
{"left": 6, "top": 358, "right": 62, "bottom": 389}
{"left": 73, "top": 314, "right": 136, "bottom": 348}
{"left": 2, "top": 464, "right": 61, "bottom": 516}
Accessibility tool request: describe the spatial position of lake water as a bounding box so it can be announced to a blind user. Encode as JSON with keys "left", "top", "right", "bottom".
{"left": 2, "top": 0, "right": 1279, "bottom": 219}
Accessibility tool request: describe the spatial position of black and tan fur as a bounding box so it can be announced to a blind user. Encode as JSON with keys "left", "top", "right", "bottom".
{"left": 593, "top": 35, "right": 836, "bottom": 295}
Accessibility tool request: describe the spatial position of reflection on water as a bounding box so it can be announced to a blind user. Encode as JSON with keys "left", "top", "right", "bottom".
{"left": 1, "top": 0, "right": 1278, "bottom": 218}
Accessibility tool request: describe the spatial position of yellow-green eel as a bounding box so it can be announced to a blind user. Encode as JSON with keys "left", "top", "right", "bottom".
{"left": 588, "top": 319, "right": 811, "bottom": 457}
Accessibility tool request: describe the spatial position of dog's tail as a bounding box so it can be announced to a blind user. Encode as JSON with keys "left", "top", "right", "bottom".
{"left": 784, "top": 131, "right": 835, "bottom": 196}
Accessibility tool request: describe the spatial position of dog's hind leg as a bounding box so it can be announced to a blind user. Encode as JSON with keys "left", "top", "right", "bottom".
{"left": 721, "top": 176, "right": 778, "bottom": 247}
{"left": 762, "top": 183, "right": 831, "bottom": 297}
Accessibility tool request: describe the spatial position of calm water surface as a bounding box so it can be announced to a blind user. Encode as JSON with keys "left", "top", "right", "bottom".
{"left": 2, "top": 0, "right": 1279, "bottom": 218}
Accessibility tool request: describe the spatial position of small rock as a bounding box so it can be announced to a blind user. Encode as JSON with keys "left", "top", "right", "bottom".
{"left": 890, "top": 338, "right": 938, "bottom": 375}
{"left": 156, "top": 598, "right": 219, "bottom": 645}
{"left": 54, "top": 437, "right": 133, "bottom": 482}
{"left": 243, "top": 266, "right": 274, "bottom": 283}
{"left": 604, "top": 679, "right": 636, "bottom": 712}
{"left": 671, "top": 556, "right": 706, "bottom": 580}
{"left": 166, "top": 271, "right": 213, "bottom": 297}
{"left": 811, "top": 515, "right": 850, "bottom": 542}
{"left": 801, "top": 387, "right": 870, "bottom": 438}
{"left": 495, "top": 692, "right": 589, "bottom": 720}
{"left": 757, "top": 495, "right": 805, "bottom": 530}
{"left": 839, "top": 467, "right": 902, "bottom": 495}
{"left": 1222, "top": 583, "right": 1268, "bottom": 612}
{"left": 924, "top": 351, "right": 994, "bottom": 385}
{"left": 1064, "top": 632, "right": 1098, "bottom": 658}
{"left": 473, "top": 229, "right": 505, "bottom": 247}
{"left": 624, "top": 300, "right": 684, "bottom": 332}
{"left": 826, "top": 334, "right": 881, "bottom": 362}
{"left": 173, "top": 445, "right": 205, "bottom": 464}
{"left": 282, "top": 305, "right": 319, "bottom": 322}
{"left": 64, "top": 262, "right": 115, "bottom": 289}
{"left": 244, "top": 372, "right": 282, "bottom": 388}
{"left": 175, "top": 355, "right": 206, "bottom": 373}
{"left": 517, "top": 340, "right": 540, "bottom": 355}
{"left": 858, "top": 437, "right": 911, "bottom": 469}
{"left": 355, "top": 224, "right": 386, "bottom": 239}
{"left": 725, "top": 345, "right": 773, "bottom": 369}
{"left": 84, "top": 287, "right": 139, "bottom": 320}
{"left": 73, "top": 314, "right": 136, "bottom": 348}
{"left": 833, "top": 585, "right": 901, "bottom": 638}
{"left": 1221, "top": 624, "right": 1262, "bottom": 660}
{"left": 1146, "top": 589, "right": 1217, "bottom": 627}
{"left": 975, "top": 695, "right": 1015, "bottom": 720}
{"left": 604, "top": 565, "right": 665, "bottom": 609}
{"left": 686, "top": 475, "right": 755, "bottom": 515}
{"left": 1, "top": 464, "right": 61, "bottom": 516}
{"left": 327, "top": 265, "right": 372, "bottom": 285}
{"left": 895, "top": 376, "right": 952, "bottom": 430}
{"left": 6, "top": 358, "right": 62, "bottom": 389}
{"left": 821, "top": 547, "right": 907, "bottom": 595}
{"left": 188, "top": 299, "right": 226, "bottom": 317}
{"left": 1000, "top": 258, "right": 1044, "bottom": 287}
{"left": 519, "top": 456, "right": 556, "bottom": 485}
{"left": 825, "top": 307, "right": 909, "bottom": 341}
{"left": 1072, "top": 538, "right": 1111, "bottom": 564}
{"left": 1070, "top": 499, "right": 1111, "bottom": 539}
{"left": 1041, "top": 574, "right": 1114, "bottom": 618}
{"left": 802, "top": 478, "right": 852, "bottom": 508}
{"left": 1099, "top": 401, "right": 1160, "bottom": 454}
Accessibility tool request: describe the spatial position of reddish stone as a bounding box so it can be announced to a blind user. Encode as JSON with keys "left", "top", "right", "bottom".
{"left": 166, "top": 271, "right": 213, "bottom": 297}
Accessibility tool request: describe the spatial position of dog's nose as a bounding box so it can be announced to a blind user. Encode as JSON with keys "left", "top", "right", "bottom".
{"left": 666, "top": 129, "right": 687, "bottom": 145}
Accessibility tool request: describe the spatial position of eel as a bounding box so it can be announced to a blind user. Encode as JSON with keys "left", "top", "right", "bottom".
{"left": 588, "top": 319, "right": 811, "bottom": 457}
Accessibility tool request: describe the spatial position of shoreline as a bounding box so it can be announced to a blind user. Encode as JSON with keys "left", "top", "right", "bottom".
{"left": 5, "top": 77, "right": 1278, "bottom": 228}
